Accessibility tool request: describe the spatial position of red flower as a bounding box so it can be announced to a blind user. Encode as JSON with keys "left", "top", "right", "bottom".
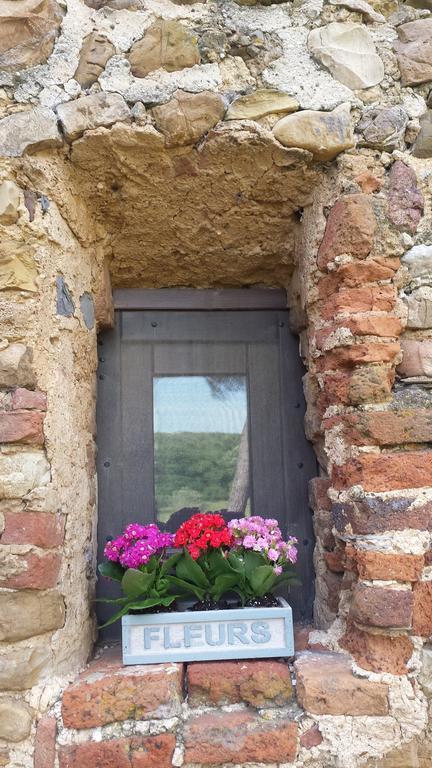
{"left": 174, "top": 512, "right": 233, "bottom": 559}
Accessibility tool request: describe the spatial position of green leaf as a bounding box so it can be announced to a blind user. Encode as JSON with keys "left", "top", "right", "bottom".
{"left": 207, "top": 550, "right": 234, "bottom": 577}
{"left": 160, "top": 551, "right": 182, "bottom": 576}
{"left": 244, "top": 550, "right": 265, "bottom": 580}
{"left": 176, "top": 550, "right": 210, "bottom": 589}
{"left": 250, "top": 565, "right": 276, "bottom": 597}
{"left": 166, "top": 575, "right": 206, "bottom": 601}
{"left": 126, "top": 595, "right": 177, "bottom": 611}
{"left": 210, "top": 573, "right": 240, "bottom": 601}
{"left": 227, "top": 551, "right": 244, "bottom": 573}
{"left": 98, "top": 604, "right": 130, "bottom": 628}
{"left": 98, "top": 561, "right": 125, "bottom": 582}
{"left": 95, "top": 596, "right": 129, "bottom": 605}
{"left": 121, "top": 568, "right": 156, "bottom": 599}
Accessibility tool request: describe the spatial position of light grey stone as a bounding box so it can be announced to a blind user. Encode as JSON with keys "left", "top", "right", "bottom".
{"left": 357, "top": 106, "right": 408, "bottom": 150}
{"left": 57, "top": 92, "right": 131, "bottom": 142}
{"left": 420, "top": 645, "right": 432, "bottom": 697}
{"left": 402, "top": 245, "right": 432, "bottom": 279}
{"left": 0, "top": 107, "right": 61, "bottom": 157}
{"left": 329, "top": 0, "right": 385, "bottom": 22}
{"left": 0, "top": 647, "right": 51, "bottom": 691}
{"left": 0, "top": 700, "right": 33, "bottom": 742}
{"left": 413, "top": 110, "right": 432, "bottom": 158}
{"left": 308, "top": 22, "right": 384, "bottom": 90}
{"left": 403, "top": 287, "right": 432, "bottom": 329}
{"left": 0, "top": 344, "right": 35, "bottom": 389}
{"left": 80, "top": 292, "right": 95, "bottom": 330}
{"left": 0, "top": 448, "right": 50, "bottom": 498}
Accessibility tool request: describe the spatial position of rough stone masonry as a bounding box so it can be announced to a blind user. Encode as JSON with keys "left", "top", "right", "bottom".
{"left": 1, "top": 0, "right": 432, "bottom": 766}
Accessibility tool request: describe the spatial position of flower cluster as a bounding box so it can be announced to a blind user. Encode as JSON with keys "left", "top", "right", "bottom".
{"left": 228, "top": 516, "right": 298, "bottom": 574}
{"left": 104, "top": 523, "right": 174, "bottom": 569}
{"left": 174, "top": 512, "right": 233, "bottom": 560}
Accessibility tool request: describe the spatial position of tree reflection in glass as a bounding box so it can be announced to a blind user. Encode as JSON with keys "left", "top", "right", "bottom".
{"left": 153, "top": 376, "right": 250, "bottom": 525}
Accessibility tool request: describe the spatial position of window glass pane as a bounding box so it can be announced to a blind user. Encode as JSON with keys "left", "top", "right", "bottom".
{"left": 153, "top": 375, "right": 250, "bottom": 525}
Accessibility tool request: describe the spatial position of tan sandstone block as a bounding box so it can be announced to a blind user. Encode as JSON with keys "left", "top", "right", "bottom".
{"left": 0, "top": 448, "right": 50, "bottom": 497}
{"left": 74, "top": 32, "right": 115, "bottom": 89}
{"left": 152, "top": 90, "right": 225, "bottom": 147}
{"left": 0, "top": 180, "right": 20, "bottom": 225}
{"left": 0, "top": 591, "right": 65, "bottom": 642}
{"left": 0, "top": 0, "right": 63, "bottom": 72}
{"left": 0, "top": 345, "right": 35, "bottom": 389}
{"left": 0, "top": 646, "right": 51, "bottom": 690}
{"left": 128, "top": 20, "right": 200, "bottom": 77}
{"left": 57, "top": 93, "right": 131, "bottom": 142}
{"left": 0, "top": 699, "right": 33, "bottom": 742}
{"left": 273, "top": 103, "right": 355, "bottom": 162}
{"left": 0, "top": 107, "right": 61, "bottom": 157}
{"left": 226, "top": 89, "right": 299, "bottom": 120}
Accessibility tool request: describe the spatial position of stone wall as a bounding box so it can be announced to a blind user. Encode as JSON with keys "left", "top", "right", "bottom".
{"left": 0, "top": 0, "right": 432, "bottom": 766}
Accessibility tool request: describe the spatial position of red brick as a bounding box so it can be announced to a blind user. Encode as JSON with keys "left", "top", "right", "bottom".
{"left": 318, "top": 367, "right": 395, "bottom": 410}
{"left": 0, "top": 512, "right": 64, "bottom": 548}
{"left": 334, "top": 495, "right": 432, "bottom": 535}
{"left": 317, "top": 194, "right": 376, "bottom": 269}
{"left": 412, "top": 581, "right": 432, "bottom": 636}
{"left": 59, "top": 735, "right": 175, "bottom": 768}
{"left": 308, "top": 477, "right": 332, "bottom": 511}
{"left": 318, "top": 258, "right": 399, "bottom": 296}
{"left": 294, "top": 651, "right": 389, "bottom": 715}
{"left": 320, "top": 286, "right": 397, "bottom": 320}
{"left": 316, "top": 342, "right": 399, "bottom": 372}
{"left": 62, "top": 662, "right": 184, "bottom": 728}
{"left": 0, "top": 411, "right": 44, "bottom": 444}
{"left": 0, "top": 552, "right": 61, "bottom": 590}
{"left": 332, "top": 451, "right": 432, "bottom": 492}
{"left": 350, "top": 584, "right": 413, "bottom": 629}
{"left": 329, "top": 409, "right": 432, "bottom": 446}
{"left": 341, "top": 623, "right": 413, "bottom": 674}
{"left": 184, "top": 710, "right": 298, "bottom": 765}
{"left": 425, "top": 550, "right": 432, "bottom": 566}
{"left": 188, "top": 660, "right": 293, "bottom": 708}
{"left": 315, "top": 318, "right": 402, "bottom": 350}
{"left": 324, "top": 549, "right": 345, "bottom": 573}
{"left": 34, "top": 716, "right": 56, "bottom": 768}
{"left": 300, "top": 724, "right": 323, "bottom": 749}
{"left": 11, "top": 388, "right": 47, "bottom": 411}
{"left": 294, "top": 624, "right": 314, "bottom": 652}
{"left": 351, "top": 550, "right": 424, "bottom": 582}
{"left": 387, "top": 160, "right": 423, "bottom": 234}
{"left": 397, "top": 339, "right": 432, "bottom": 378}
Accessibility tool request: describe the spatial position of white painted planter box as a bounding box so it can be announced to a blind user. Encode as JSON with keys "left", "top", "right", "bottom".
{"left": 122, "top": 597, "right": 294, "bottom": 665}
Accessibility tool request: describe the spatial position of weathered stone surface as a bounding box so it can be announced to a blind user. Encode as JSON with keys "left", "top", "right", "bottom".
{"left": 413, "top": 111, "right": 432, "bottom": 158}
{"left": 295, "top": 652, "right": 389, "bottom": 715}
{"left": 336, "top": 408, "right": 432, "bottom": 446}
{"left": 317, "top": 194, "right": 376, "bottom": 269}
{"left": 0, "top": 591, "right": 64, "bottom": 641}
{"left": 0, "top": 107, "right": 61, "bottom": 157}
{"left": 188, "top": 660, "right": 293, "bottom": 708}
{"left": 0, "top": 180, "right": 20, "bottom": 225}
{"left": 128, "top": 20, "right": 200, "bottom": 78}
{"left": 350, "top": 584, "right": 413, "bottom": 629}
{"left": 62, "top": 662, "right": 184, "bottom": 728}
{"left": 402, "top": 244, "right": 432, "bottom": 280}
{"left": 317, "top": 342, "right": 399, "bottom": 371}
{"left": 226, "top": 89, "right": 299, "bottom": 121}
{"left": 0, "top": 232, "right": 38, "bottom": 292}
{"left": 398, "top": 339, "right": 432, "bottom": 377}
{"left": 1, "top": 511, "right": 64, "bottom": 548}
{"left": 152, "top": 90, "right": 225, "bottom": 147}
{"left": 0, "top": 646, "right": 50, "bottom": 691}
{"left": 317, "top": 316, "right": 402, "bottom": 346}
{"left": 56, "top": 276, "right": 74, "bottom": 317}
{"left": 0, "top": 345, "right": 35, "bottom": 388}
{"left": 350, "top": 550, "right": 424, "bottom": 582}
{"left": 79, "top": 292, "right": 95, "bottom": 330}
{"left": 300, "top": 724, "right": 323, "bottom": 749}
{"left": 333, "top": 451, "right": 432, "bottom": 492}
{"left": 395, "top": 19, "right": 432, "bottom": 87}
{"left": 57, "top": 93, "right": 131, "bottom": 142}
{"left": 357, "top": 106, "right": 408, "bottom": 150}
{"left": 412, "top": 581, "right": 432, "bottom": 636}
{"left": 341, "top": 623, "right": 413, "bottom": 674}
{"left": 74, "top": 32, "right": 115, "bottom": 89}
{"left": 387, "top": 160, "right": 423, "bottom": 234}
{"left": 334, "top": 496, "right": 432, "bottom": 535}
{"left": 273, "top": 103, "right": 354, "bottom": 162}
{"left": 318, "top": 257, "right": 399, "bottom": 294}
{"left": 94, "top": 261, "right": 114, "bottom": 330}
{"left": 0, "top": 700, "right": 33, "bottom": 742}
{"left": 329, "top": 0, "right": 385, "bottom": 21}
{"left": 419, "top": 645, "right": 432, "bottom": 696}
{"left": 308, "top": 23, "right": 384, "bottom": 90}
{"left": 404, "top": 287, "right": 432, "bottom": 329}
{"left": 365, "top": 739, "right": 432, "bottom": 768}
{"left": 0, "top": 411, "right": 44, "bottom": 444}
{"left": 34, "top": 716, "right": 56, "bottom": 768}
{"left": 0, "top": 0, "right": 63, "bottom": 72}
{"left": 184, "top": 710, "right": 298, "bottom": 765}
{"left": 59, "top": 735, "right": 176, "bottom": 768}
{"left": 0, "top": 448, "right": 50, "bottom": 497}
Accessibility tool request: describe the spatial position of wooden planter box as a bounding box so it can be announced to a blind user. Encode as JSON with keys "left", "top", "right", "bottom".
{"left": 122, "top": 597, "right": 294, "bottom": 665}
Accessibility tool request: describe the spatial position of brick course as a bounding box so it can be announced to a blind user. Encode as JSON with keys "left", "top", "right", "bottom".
{"left": 59, "top": 735, "right": 175, "bottom": 768}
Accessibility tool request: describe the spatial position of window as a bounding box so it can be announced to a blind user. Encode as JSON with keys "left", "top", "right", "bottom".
{"left": 97, "top": 291, "right": 317, "bottom": 634}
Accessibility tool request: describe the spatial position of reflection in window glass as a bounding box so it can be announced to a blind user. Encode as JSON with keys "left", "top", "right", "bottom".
{"left": 153, "top": 376, "right": 250, "bottom": 524}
